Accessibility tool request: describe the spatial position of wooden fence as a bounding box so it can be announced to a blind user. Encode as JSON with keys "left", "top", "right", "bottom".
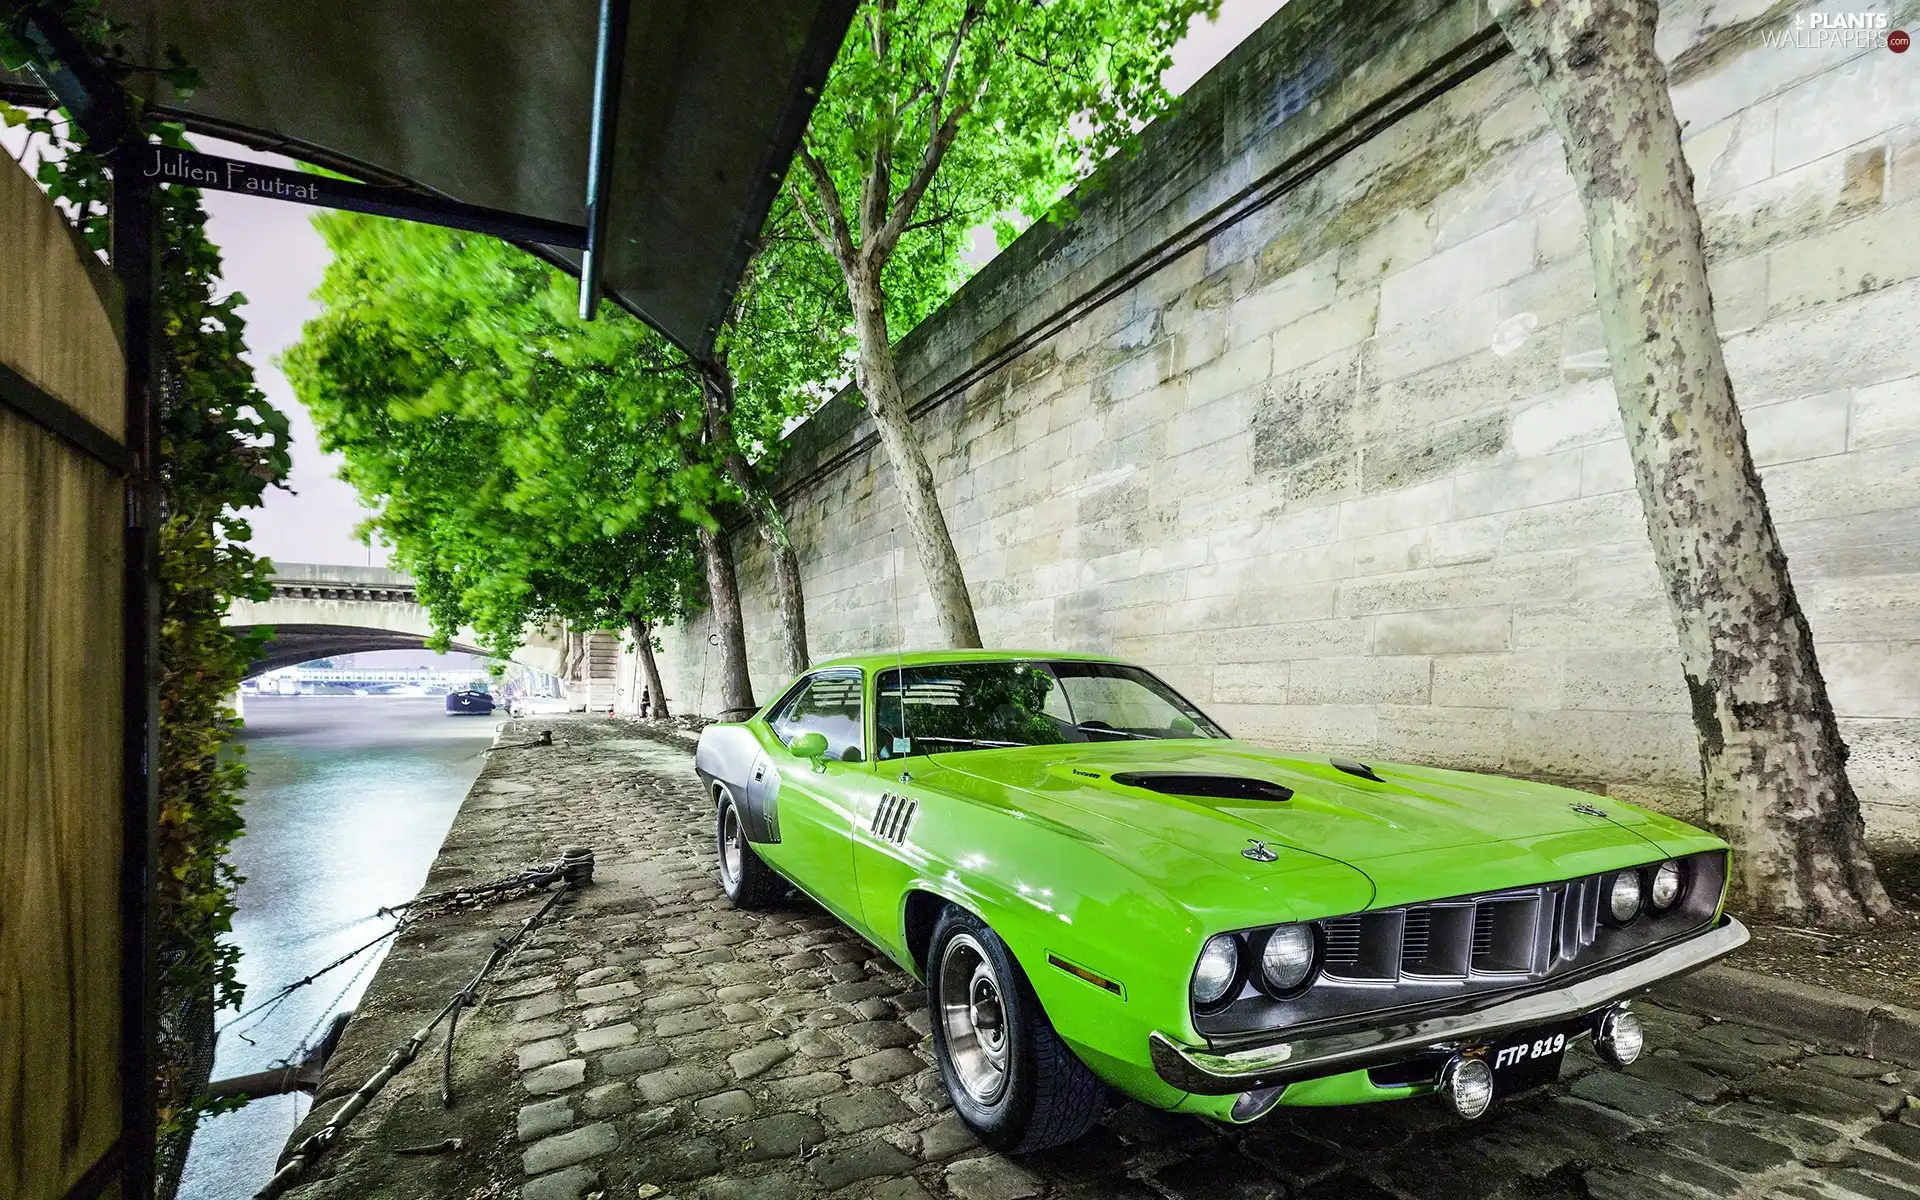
{"left": 0, "top": 152, "right": 129, "bottom": 1197}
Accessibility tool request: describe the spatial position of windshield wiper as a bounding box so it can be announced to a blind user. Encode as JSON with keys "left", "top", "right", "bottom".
{"left": 910, "top": 735, "right": 1025, "bottom": 749}
{"left": 1075, "top": 724, "right": 1153, "bottom": 740}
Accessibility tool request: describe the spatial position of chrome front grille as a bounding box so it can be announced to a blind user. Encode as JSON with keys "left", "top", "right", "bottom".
{"left": 1316, "top": 882, "right": 1606, "bottom": 985}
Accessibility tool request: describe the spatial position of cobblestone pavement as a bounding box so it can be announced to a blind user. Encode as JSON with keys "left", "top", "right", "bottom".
{"left": 288, "top": 718, "right": 1920, "bottom": 1200}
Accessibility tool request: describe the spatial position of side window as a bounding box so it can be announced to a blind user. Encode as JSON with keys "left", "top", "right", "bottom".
{"left": 768, "top": 671, "right": 865, "bottom": 763}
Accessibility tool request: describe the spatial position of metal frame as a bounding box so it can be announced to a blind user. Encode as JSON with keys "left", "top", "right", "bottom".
{"left": 578, "top": 0, "right": 631, "bottom": 319}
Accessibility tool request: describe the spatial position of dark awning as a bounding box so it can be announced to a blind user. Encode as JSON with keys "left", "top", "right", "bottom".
{"left": 40, "top": 0, "right": 854, "bottom": 360}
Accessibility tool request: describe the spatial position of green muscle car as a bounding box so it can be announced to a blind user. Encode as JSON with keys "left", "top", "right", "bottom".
{"left": 693, "top": 650, "right": 1748, "bottom": 1151}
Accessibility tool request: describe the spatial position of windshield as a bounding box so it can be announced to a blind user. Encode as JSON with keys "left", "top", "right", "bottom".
{"left": 874, "top": 660, "right": 1226, "bottom": 759}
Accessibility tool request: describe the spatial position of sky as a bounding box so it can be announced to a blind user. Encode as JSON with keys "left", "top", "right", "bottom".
{"left": 5, "top": 0, "right": 1288, "bottom": 572}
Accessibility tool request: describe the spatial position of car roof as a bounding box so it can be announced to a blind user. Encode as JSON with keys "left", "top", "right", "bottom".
{"left": 803, "top": 649, "right": 1131, "bottom": 673}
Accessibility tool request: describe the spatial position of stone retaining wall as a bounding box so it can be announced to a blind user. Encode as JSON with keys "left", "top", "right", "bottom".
{"left": 651, "top": 0, "right": 1920, "bottom": 837}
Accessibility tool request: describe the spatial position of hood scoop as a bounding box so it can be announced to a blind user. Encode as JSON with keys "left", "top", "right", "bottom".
{"left": 1331, "top": 757, "right": 1384, "bottom": 783}
{"left": 1109, "top": 772, "right": 1294, "bottom": 802}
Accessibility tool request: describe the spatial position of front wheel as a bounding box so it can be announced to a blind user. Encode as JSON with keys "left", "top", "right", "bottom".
{"left": 715, "top": 789, "right": 783, "bottom": 908}
{"left": 928, "top": 906, "right": 1103, "bottom": 1152}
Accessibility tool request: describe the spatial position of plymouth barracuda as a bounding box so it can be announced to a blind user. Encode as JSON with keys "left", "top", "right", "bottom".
{"left": 693, "top": 651, "right": 1748, "bottom": 1151}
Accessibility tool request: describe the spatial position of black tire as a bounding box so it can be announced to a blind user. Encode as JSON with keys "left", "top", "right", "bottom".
{"left": 715, "top": 787, "right": 784, "bottom": 908}
{"left": 927, "top": 905, "right": 1103, "bottom": 1152}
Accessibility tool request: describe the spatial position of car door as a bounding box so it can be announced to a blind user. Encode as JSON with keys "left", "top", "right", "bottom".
{"left": 762, "top": 669, "right": 874, "bottom": 927}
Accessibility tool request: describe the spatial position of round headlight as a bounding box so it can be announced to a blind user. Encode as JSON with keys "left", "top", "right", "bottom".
{"left": 1648, "top": 860, "right": 1684, "bottom": 912}
{"left": 1606, "top": 871, "right": 1643, "bottom": 924}
{"left": 1258, "top": 925, "right": 1317, "bottom": 994}
{"left": 1192, "top": 934, "right": 1240, "bottom": 1008}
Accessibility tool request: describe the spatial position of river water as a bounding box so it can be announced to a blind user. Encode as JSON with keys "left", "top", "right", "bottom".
{"left": 178, "top": 696, "right": 498, "bottom": 1199}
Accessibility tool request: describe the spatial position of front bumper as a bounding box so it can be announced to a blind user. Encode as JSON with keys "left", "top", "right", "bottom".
{"left": 1150, "top": 914, "right": 1748, "bottom": 1095}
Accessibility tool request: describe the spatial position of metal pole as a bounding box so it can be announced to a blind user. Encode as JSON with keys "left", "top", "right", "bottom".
{"left": 578, "top": 0, "right": 630, "bottom": 320}
{"left": 113, "top": 137, "right": 162, "bottom": 1200}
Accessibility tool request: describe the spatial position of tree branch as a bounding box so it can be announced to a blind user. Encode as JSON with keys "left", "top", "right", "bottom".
{"left": 794, "top": 141, "right": 858, "bottom": 272}
{"left": 869, "top": 8, "right": 981, "bottom": 265}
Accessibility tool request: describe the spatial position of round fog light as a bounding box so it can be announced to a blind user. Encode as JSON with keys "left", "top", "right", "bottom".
{"left": 1440, "top": 1055, "right": 1494, "bottom": 1120}
{"left": 1595, "top": 1007, "right": 1645, "bottom": 1067}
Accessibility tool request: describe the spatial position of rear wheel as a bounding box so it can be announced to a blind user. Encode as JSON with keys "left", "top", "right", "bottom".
{"left": 715, "top": 788, "right": 783, "bottom": 908}
{"left": 927, "top": 906, "right": 1103, "bottom": 1152}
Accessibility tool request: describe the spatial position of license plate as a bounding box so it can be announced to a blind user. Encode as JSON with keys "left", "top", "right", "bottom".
{"left": 1483, "top": 1024, "right": 1573, "bottom": 1093}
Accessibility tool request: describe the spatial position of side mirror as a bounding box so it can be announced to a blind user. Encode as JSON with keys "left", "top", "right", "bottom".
{"left": 789, "top": 732, "right": 829, "bottom": 764}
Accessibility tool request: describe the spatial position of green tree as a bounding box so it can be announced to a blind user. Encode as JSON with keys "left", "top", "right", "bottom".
{"left": 789, "top": 0, "right": 1215, "bottom": 646}
{"left": 284, "top": 214, "right": 723, "bottom": 712}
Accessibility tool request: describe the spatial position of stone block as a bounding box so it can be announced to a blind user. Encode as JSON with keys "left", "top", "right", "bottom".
{"left": 600, "top": 1044, "right": 670, "bottom": 1077}
{"left": 578, "top": 1082, "right": 634, "bottom": 1120}
{"left": 1432, "top": 653, "right": 1564, "bottom": 711}
{"left": 1287, "top": 655, "right": 1431, "bottom": 705}
{"left": 1183, "top": 335, "right": 1270, "bottom": 408}
{"left": 1359, "top": 413, "right": 1506, "bottom": 494}
{"left": 1338, "top": 478, "right": 1454, "bottom": 539}
{"left": 1822, "top": 641, "right": 1920, "bottom": 718}
{"left": 575, "top": 980, "right": 641, "bottom": 1003}
{"left": 1743, "top": 391, "right": 1852, "bottom": 466}
{"left": 806, "top": 1140, "right": 918, "bottom": 1190}
{"left": 946, "top": 1155, "right": 1043, "bottom": 1200}
{"left": 1509, "top": 710, "right": 1696, "bottom": 781}
{"left": 517, "top": 1097, "right": 574, "bottom": 1143}
{"left": 513, "top": 993, "right": 565, "bottom": 1023}
{"left": 1512, "top": 597, "right": 1673, "bottom": 650}
{"left": 573, "top": 1023, "right": 638, "bottom": 1054}
{"left": 1270, "top": 294, "right": 1379, "bottom": 378}
{"left": 1850, "top": 375, "right": 1920, "bottom": 450}
{"left": 1510, "top": 380, "right": 1619, "bottom": 458}
{"left": 693, "top": 1089, "right": 755, "bottom": 1122}
{"left": 1377, "top": 705, "right": 1511, "bottom": 772}
{"left": 522, "top": 1121, "right": 618, "bottom": 1175}
{"left": 635, "top": 1064, "right": 726, "bottom": 1105}
{"left": 1579, "top": 438, "right": 1636, "bottom": 497}
{"left": 1451, "top": 450, "right": 1583, "bottom": 519}
{"left": 1339, "top": 554, "right": 1575, "bottom": 617}
{"left": 1561, "top": 649, "right": 1690, "bottom": 714}
{"left": 731, "top": 1112, "right": 827, "bottom": 1162}
{"left": 1211, "top": 662, "right": 1288, "bottom": 705}
{"left": 1371, "top": 606, "right": 1510, "bottom": 655}
{"left": 521, "top": 1165, "right": 598, "bottom": 1200}
{"left": 517, "top": 1039, "right": 570, "bottom": 1072}
{"left": 1501, "top": 492, "right": 1645, "bottom": 555}
{"left": 1767, "top": 195, "right": 1920, "bottom": 318}
{"left": 1379, "top": 217, "right": 1537, "bottom": 330}
{"left": 522, "top": 1059, "right": 586, "bottom": 1095}
{"left": 846, "top": 1047, "right": 923, "bottom": 1084}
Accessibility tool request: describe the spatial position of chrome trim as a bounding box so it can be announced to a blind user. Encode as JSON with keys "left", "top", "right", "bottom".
{"left": 1150, "top": 915, "right": 1747, "bottom": 1095}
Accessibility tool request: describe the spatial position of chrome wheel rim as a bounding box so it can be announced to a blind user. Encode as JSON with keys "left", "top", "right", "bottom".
{"left": 719, "top": 800, "right": 742, "bottom": 887}
{"left": 938, "top": 932, "right": 1010, "bottom": 1105}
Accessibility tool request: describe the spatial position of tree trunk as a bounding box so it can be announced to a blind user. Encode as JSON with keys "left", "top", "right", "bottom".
{"left": 700, "top": 365, "right": 811, "bottom": 676}
{"left": 697, "top": 522, "right": 758, "bottom": 718}
{"left": 628, "top": 616, "right": 669, "bottom": 718}
{"left": 1490, "top": 0, "right": 1890, "bottom": 926}
{"left": 848, "top": 273, "right": 982, "bottom": 648}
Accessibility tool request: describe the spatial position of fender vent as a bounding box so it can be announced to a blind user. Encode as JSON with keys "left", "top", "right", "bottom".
{"left": 1109, "top": 772, "right": 1293, "bottom": 802}
{"left": 872, "top": 792, "right": 917, "bottom": 844}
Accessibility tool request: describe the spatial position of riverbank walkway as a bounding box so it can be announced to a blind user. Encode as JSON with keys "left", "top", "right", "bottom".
{"left": 276, "top": 715, "right": 1920, "bottom": 1200}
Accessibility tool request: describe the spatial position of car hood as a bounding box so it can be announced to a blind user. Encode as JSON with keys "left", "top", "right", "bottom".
{"left": 931, "top": 740, "right": 1672, "bottom": 913}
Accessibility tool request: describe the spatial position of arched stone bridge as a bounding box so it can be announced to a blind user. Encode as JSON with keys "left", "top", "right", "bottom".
{"left": 225, "top": 563, "right": 570, "bottom": 679}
